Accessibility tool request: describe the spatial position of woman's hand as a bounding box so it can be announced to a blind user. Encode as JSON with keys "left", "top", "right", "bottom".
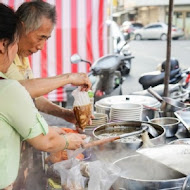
{"left": 51, "top": 126, "right": 66, "bottom": 135}
{"left": 66, "top": 133, "right": 86, "bottom": 150}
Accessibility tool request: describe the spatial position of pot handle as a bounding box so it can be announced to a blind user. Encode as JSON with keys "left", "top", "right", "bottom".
{"left": 182, "top": 174, "right": 190, "bottom": 190}
{"left": 147, "top": 87, "right": 163, "bottom": 102}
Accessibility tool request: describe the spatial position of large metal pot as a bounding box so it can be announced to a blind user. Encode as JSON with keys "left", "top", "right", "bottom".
{"left": 95, "top": 95, "right": 160, "bottom": 121}
{"left": 150, "top": 117, "right": 180, "bottom": 137}
{"left": 112, "top": 154, "right": 186, "bottom": 190}
{"left": 93, "top": 121, "right": 166, "bottom": 151}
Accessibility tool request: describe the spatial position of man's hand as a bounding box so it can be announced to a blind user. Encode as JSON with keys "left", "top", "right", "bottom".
{"left": 62, "top": 109, "right": 77, "bottom": 124}
{"left": 69, "top": 73, "right": 91, "bottom": 91}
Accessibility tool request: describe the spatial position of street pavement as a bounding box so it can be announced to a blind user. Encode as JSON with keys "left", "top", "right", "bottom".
{"left": 122, "top": 39, "right": 190, "bottom": 95}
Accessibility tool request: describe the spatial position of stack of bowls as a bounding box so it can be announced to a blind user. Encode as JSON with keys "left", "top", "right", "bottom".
{"left": 110, "top": 103, "right": 143, "bottom": 122}
{"left": 95, "top": 95, "right": 160, "bottom": 121}
{"left": 85, "top": 113, "right": 108, "bottom": 135}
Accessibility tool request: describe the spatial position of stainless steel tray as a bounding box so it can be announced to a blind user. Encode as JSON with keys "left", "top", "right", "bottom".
{"left": 174, "top": 107, "right": 190, "bottom": 131}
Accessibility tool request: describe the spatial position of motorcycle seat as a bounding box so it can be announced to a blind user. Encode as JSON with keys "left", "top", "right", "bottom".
{"left": 91, "top": 55, "right": 121, "bottom": 74}
{"left": 139, "top": 68, "right": 181, "bottom": 89}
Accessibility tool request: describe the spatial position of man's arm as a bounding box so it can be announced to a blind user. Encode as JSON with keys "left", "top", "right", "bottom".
{"left": 35, "top": 96, "right": 76, "bottom": 124}
{"left": 19, "top": 73, "right": 91, "bottom": 98}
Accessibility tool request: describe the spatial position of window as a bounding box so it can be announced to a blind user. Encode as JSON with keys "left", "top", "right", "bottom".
{"left": 145, "top": 24, "right": 162, "bottom": 29}
{"left": 186, "top": 12, "right": 190, "bottom": 18}
{"left": 176, "top": 12, "right": 183, "bottom": 19}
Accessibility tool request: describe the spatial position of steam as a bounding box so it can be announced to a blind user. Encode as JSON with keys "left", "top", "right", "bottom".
{"left": 115, "top": 154, "right": 185, "bottom": 181}
{"left": 141, "top": 131, "right": 154, "bottom": 148}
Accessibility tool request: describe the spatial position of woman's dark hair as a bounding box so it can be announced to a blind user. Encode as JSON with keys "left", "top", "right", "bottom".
{"left": 0, "top": 3, "right": 22, "bottom": 47}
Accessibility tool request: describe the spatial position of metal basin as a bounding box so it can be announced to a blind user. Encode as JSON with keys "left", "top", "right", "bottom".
{"left": 93, "top": 121, "right": 166, "bottom": 151}
{"left": 150, "top": 117, "right": 180, "bottom": 137}
{"left": 112, "top": 154, "right": 186, "bottom": 190}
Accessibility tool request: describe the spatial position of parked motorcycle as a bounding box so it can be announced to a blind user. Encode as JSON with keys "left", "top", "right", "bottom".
{"left": 70, "top": 43, "right": 134, "bottom": 102}
{"left": 106, "top": 19, "right": 133, "bottom": 75}
{"left": 132, "top": 58, "right": 190, "bottom": 102}
{"left": 115, "top": 37, "right": 134, "bottom": 75}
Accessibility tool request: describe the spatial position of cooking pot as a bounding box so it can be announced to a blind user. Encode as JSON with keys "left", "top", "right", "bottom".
{"left": 93, "top": 121, "right": 166, "bottom": 151}
{"left": 112, "top": 154, "right": 186, "bottom": 190}
{"left": 150, "top": 117, "right": 180, "bottom": 137}
{"left": 95, "top": 95, "right": 160, "bottom": 121}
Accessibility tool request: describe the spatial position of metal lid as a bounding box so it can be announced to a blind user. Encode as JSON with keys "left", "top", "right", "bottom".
{"left": 95, "top": 95, "right": 160, "bottom": 109}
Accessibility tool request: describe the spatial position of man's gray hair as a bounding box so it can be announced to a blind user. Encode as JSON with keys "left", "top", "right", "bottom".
{"left": 16, "top": 0, "right": 56, "bottom": 33}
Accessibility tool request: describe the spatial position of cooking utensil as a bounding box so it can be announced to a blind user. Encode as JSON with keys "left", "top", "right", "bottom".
{"left": 93, "top": 121, "right": 166, "bottom": 152}
{"left": 95, "top": 95, "right": 160, "bottom": 121}
{"left": 182, "top": 174, "right": 190, "bottom": 190}
{"left": 83, "top": 125, "right": 148, "bottom": 149}
{"left": 174, "top": 108, "right": 190, "bottom": 132}
{"left": 138, "top": 144, "right": 190, "bottom": 176}
{"left": 148, "top": 87, "right": 186, "bottom": 112}
{"left": 150, "top": 117, "right": 180, "bottom": 137}
{"left": 169, "top": 138, "right": 190, "bottom": 145}
{"left": 145, "top": 117, "right": 159, "bottom": 137}
{"left": 112, "top": 153, "right": 186, "bottom": 190}
{"left": 70, "top": 124, "right": 149, "bottom": 159}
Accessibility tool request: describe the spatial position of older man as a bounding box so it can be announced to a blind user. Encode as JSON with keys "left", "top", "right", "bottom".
{"left": 5, "top": 0, "right": 76, "bottom": 124}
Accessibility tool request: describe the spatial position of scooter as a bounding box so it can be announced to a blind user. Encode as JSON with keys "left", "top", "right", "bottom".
{"left": 132, "top": 58, "right": 190, "bottom": 102}
{"left": 70, "top": 44, "right": 134, "bottom": 102}
{"left": 115, "top": 37, "right": 134, "bottom": 75}
{"left": 139, "top": 58, "right": 182, "bottom": 90}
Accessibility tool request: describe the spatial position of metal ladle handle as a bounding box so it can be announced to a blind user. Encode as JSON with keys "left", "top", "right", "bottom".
{"left": 147, "top": 87, "right": 164, "bottom": 102}
{"left": 120, "top": 125, "right": 148, "bottom": 138}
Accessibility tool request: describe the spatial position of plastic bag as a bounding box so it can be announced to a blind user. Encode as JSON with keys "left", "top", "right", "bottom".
{"left": 72, "top": 88, "right": 91, "bottom": 130}
{"left": 52, "top": 159, "right": 88, "bottom": 190}
{"left": 87, "top": 160, "right": 121, "bottom": 190}
{"left": 49, "top": 159, "right": 120, "bottom": 190}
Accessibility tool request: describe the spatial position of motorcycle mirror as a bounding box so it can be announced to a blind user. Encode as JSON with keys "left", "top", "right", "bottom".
{"left": 123, "top": 32, "right": 130, "bottom": 41}
{"left": 70, "top": 54, "right": 81, "bottom": 63}
{"left": 116, "top": 36, "right": 121, "bottom": 44}
{"left": 129, "top": 33, "right": 135, "bottom": 41}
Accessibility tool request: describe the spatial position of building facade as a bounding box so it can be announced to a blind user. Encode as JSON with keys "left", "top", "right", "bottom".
{"left": 113, "top": 0, "right": 190, "bottom": 38}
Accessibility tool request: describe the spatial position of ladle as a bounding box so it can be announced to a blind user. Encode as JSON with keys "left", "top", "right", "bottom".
{"left": 147, "top": 87, "right": 186, "bottom": 112}
{"left": 82, "top": 125, "right": 148, "bottom": 149}
{"left": 145, "top": 117, "right": 159, "bottom": 138}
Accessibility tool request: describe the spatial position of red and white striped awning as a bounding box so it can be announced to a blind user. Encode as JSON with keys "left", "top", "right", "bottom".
{"left": 1, "top": 0, "right": 108, "bottom": 101}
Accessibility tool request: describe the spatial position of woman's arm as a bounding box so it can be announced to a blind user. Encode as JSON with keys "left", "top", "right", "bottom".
{"left": 26, "top": 127, "right": 86, "bottom": 152}
{"left": 19, "top": 73, "right": 91, "bottom": 98}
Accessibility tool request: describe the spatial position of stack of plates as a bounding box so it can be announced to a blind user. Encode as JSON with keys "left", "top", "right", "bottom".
{"left": 85, "top": 113, "right": 108, "bottom": 135}
{"left": 110, "top": 103, "right": 143, "bottom": 122}
{"left": 91, "top": 113, "right": 108, "bottom": 126}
